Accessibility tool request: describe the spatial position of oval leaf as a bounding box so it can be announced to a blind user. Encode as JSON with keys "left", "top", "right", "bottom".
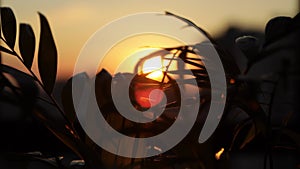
{"left": 19, "top": 23, "right": 36, "bottom": 69}
{"left": 38, "top": 13, "right": 57, "bottom": 94}
{"left": 0, "top": 7, "right": 17, "bottom": 49}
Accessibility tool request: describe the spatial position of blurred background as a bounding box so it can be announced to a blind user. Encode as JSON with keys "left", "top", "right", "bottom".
{"left": 0, "top": 1, "right": 299, "bottom": 169}
{"left": 1, "top": 0, "right": 298, "bottom": 80}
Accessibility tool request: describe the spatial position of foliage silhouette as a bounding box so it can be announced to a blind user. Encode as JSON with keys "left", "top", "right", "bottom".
{"left": 37, "top": 13, "right": 58, "bottom": 95}
{"left": 19, "top": 23, "right": 36, "bottom": 69}
{"left": 0, "top": 6, "right": 299, "bottom": 169}
{"left": 1, "top": 7, "right": 16, "bottom": 49}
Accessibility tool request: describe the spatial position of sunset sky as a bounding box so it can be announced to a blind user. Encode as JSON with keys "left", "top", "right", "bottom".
{"left": 1, "top": 0, "right": 298, "bottom": 80}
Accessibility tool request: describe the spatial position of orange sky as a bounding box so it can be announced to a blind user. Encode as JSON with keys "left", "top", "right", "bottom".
{"left": 1, "top": 0, "right": 298, "bottom": 80}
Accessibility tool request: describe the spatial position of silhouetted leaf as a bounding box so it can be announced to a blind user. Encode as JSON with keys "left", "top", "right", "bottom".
{"left": 37, "top": 13, "right": 57, "bottom": 94}
{"left": 0, "top": 45, "right": 14, "bottom": 55}
{"left": 229, "top": 118, "right": 251, "bottom": 150}
{"left": 1, "top": 64, "right": 34, "bottom": 80}
{"left": 19, "top": 23, "right": 36, "bottom": 69}
{"left": 95, "top": 69, "right": 113, "bottom": 110}
{"left": 1, "top": 64, "right": 37, "bottom": 97}
{"left": 183, "top": 59, "right": 206, "bottom": 70}
{"left": 33, "top": 102, "right": 104, "bottom": 169}
{"left": 239, "top": 123, "right": 256, "bottom": 149}
{"left": 165, "top": 11, "right": 212, "bottom": 39}
{"left": 264, "top": 16, "right": 292, "bottom": 47}
{"left": 235, "top": 36, "right": 260, "bottom": 61}
{"left": 61, "top": 78, "right": 76, "bottom": 124}
{"left": 166, "top": 69, "right": 207, "bottom": 75}
{"left": 61, "top": 72, "right": 90, "bottom": 124}
{"left": 0, "top": 153, "right": 59, "bottom": 169}
{"left": 0, "top": 64, "right": 38, "bottom": 112}
{"left": 0, "top": 7, "right": 17, "bottom": 49}
{"left": 61, "top": 72, "right": 92, "bottom": 142}
{"left": 33, "top": 102, "right": 84, "bottom": 160}
{"left": 292, "top": 12, "right": 300, "bottom": 29}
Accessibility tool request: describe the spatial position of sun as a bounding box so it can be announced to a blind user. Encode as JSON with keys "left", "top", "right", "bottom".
{"left": 142, "top": 56, "right": 164, "bottom": 82}
{"left": 98, "top": 33, "right": 184, "bottom": 76}
{"left": 134, "top": 55, "right": 166, "bottom": 108}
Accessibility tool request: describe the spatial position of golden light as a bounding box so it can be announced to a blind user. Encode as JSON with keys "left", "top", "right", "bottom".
{"left": 131, "top": 56, "right": 165, "bottom": 108}
{"left": 146, "top": 71, "right": 164, "bottom": 81}
{"left": 142, "top": 56, "right": 164, "bottom": 82}
{"left": 215, "top": 148, "right": 225, "bottom": 160}
{"left": 98, "top": 33, "right": 183, "bottom": 75}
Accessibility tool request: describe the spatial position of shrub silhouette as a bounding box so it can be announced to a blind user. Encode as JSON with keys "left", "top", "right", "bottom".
{"left": 0, "top": 7, "right": 299, "bottom": 169}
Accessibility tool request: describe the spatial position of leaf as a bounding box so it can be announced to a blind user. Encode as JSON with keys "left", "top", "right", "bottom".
{"left": 33, "top": 102, "right": 84, "bottom": 159}
{"left": 166, "top": 69, "right": 207, "bottom": 75}
{"left": 239, "top": 123, "right": 256, "bottom": 149}
{"left": 61, "top": 72, "right": 90, "bottom": 124}
{"left": 0, "top": 46, "right": 14, "bottom": 55}
{"left": 61, "top": 77, "right": 76, "bottom": 124}
{"left": 33, "top": 103, "right": 104, "bottom": 169}
{"left": 0, "top": 7, "right": 17, "bottom": 49}
{"left": 19, "top": 23, "right": 36, "bottom": 69}
{"left": 264, "top": 16, "right": 292, "bottom": 47}
{"left": 183, "top": 59, "right": 206, "bottom": 70}
{"left": 1, "top": 64, "right": 35, "bottom": 80}
{"left": 95, "top": 69, "right": 113, "bottom": 110}
{"left": 165, "top": 11, "right": 211, "bottom": 38}
{"left": 1, "top": 64, "right": 38, "bottom": 98}
{"left": 235, "top": 36, "right": 260, "bottom": 62}
{"left": 0, "top": 64, "right": 38, "bottom": 112}
{"left": 61, "top": 72, "right": 95, "bottom": 143}
{"left": 37, "top": 13, "right": 57, "bottom": 94}
{"left": 0, "top": 152, "right": 59, "bottom": 169}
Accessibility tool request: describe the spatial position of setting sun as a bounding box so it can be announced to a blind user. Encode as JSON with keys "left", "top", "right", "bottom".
{"left": 142, "top": 56, "right": 164, "bottom": 82}
{"left": 98, "top": 34, "right": 184, "bottom": 76}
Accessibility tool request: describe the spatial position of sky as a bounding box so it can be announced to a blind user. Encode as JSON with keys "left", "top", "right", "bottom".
{"left": 1, "top": 0, "right": 298, "bottom": 80}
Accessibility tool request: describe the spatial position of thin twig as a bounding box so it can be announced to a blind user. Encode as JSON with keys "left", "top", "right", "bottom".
{"left": 161, "top": 49, "right": 180, "bottom": 83}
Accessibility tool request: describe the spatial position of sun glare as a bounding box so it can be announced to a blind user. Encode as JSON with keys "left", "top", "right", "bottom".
{"left": 147, "top": 71, "right": 164, "bottom": 81}
{"left": 142, "top": 56, "right": 164, "bottom": 81}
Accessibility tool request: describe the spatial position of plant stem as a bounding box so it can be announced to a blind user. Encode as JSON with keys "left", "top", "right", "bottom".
{"left": 161, "top": 49, "right": 179, "bottom": 83}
